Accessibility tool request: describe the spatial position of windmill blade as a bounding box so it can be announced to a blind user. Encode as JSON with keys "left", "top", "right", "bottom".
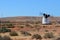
{"left": 39, "top": 11, "right": 43, "bottom": 15}
{"left": 39, "top": 12, "right": 45, "bottom": 16}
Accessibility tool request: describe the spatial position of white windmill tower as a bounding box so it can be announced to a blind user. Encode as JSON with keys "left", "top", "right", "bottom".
{"left": 39, "top": 12, "right": 50, "bottom": 25}
{"left": 42, "top": 13, "right": 50, "bottom": 24}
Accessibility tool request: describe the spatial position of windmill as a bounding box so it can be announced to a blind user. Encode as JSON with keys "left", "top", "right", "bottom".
{"left": 40, "top": 12, "right": 51, "bottom": 24}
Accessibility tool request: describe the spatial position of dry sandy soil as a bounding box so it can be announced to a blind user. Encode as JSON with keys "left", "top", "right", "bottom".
{"left": 0, "top": 16, "right": 60, "bottom": 40}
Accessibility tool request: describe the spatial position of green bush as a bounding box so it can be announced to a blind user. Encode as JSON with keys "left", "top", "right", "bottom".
{"left": 44, "top": 32, "right": 54, "bottom": 39}
{"left": 9, "top": 31, "right": 18, "bottom": 36}
{"left": 0, "top": 27, "right": 11, "bottom": 33}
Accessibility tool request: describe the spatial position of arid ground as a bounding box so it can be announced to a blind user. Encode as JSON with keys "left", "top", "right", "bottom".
{"left": 0, "top": 16, "right": 60, "bottom": 40}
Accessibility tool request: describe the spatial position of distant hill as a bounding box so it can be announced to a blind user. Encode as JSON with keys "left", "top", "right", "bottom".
{"left": 0, "top": 16, "right": 60, "bottom": 22}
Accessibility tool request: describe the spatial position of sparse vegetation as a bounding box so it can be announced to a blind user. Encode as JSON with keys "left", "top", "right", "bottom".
{"left": 32, "top": 34, "right": 42, "bottom": 40}
{"left": 45, "top": 29, "right": 49, "bottom": 32}
{"left": 55, "top": 25, "right": 60, "bottom": 27}
{"left": 35, "top": 21, "right": 41, "bottom": 24}
{"left": 9, "top": 31, "right": 18, "bottom": 36}
{"left": 0, "top": 21, "right": 14, "bottom": 28}
{"left": 43, "top": 26, "right": 46, "bottom": 28}
{"left": 52, "top": 36, "right": 60, "bottom": 40}
{"left": 20, "top": 31, "right": 31, "bottom": 36}
{"left": 0, "top": 35, "right": 3, "bottom": 40}
{"left": 43, "top": 32, "right": 54, "bottom": 39}
{"left": 20, "top": 25, "right": 24, "bottom": 28}
{"left": 34, "top": 24, "right": 40, "bottom": 32}
{"left": 0, "top": 35, "right": 12, "bottom": 40}
{"left": 6, "top": 23, "right": 14, "bottom": 28}
{"left": 25, "top": 23, "right": 30, "bottom": 27}
{"left": 0, "top": 27, "right": 11, "bottom": 33}
{"left": 0, "top": 17, "right": 60, "bottom": 40}
{"left": 57, "top": 21, "right": 60, "bottom": 24}
{"left": 3, "top": 35, "right": 12, "bottom": 40}
{"left": 56, "top": 37, "right": 60, "bottom": 40}
{"left": 52, "top": 29, "right": 56, "bottom": 32}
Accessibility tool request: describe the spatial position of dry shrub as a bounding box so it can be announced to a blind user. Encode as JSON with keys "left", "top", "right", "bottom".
{"left": 55, "top": 25, "right": 60, "bottom": 27}
{"left": 3, "top": 35, "right": 12, "bottom": 40}
{"left": 25, "top": 23, "right": 30, "bottom": 27}
{"left": 20, "top": 31, "right": 31, "bottom": 36}
{"left": 9, "top": 31, "right": 18, "bottom": 36}
{"left": 20, "top": 25, "right": 24, "bottom": 28}
{"left": 0, "top": 35, "right": 3, "bottom": 40}
{"left": 44, "top": 32, "right": 54, "bottom": 39}
{"left": 6, "top": 23, "right": 14, "bottom": 28}
{"left": 52, "top": 29, "right": 56, "bottom": 32}
{"left": 0, "top": 35, "right": 12, "bottom": 40}
{"left": 52, "top": 36, "right": 60, "bottom": 40}
{"left": 56, "top": 38, "right": 60, "bottom": 40}
{"left": 45, "top": 29, "right": 49, "bottom": 32}
{"left": 32, "top": 34, "right": 42, "bottom": 40}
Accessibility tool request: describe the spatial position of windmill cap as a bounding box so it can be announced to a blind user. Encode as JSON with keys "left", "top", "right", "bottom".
{"left": 43, "top": 13, "right": 46, "bottom": 16}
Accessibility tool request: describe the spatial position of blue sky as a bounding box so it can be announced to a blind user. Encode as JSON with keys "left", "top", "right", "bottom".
{"left": 0, "top": 0, "right": 60, "bottom": 17}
